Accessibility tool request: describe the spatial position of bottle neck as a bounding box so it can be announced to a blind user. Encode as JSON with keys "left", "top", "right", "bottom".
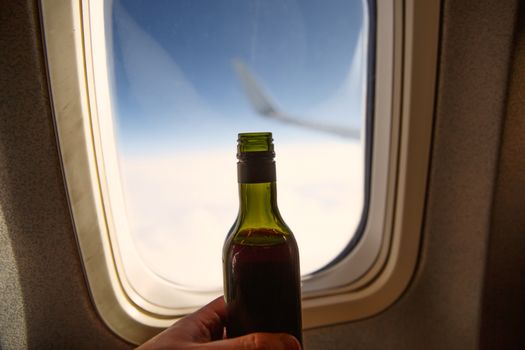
{"left": 235, "top": 143, "right": 286, "bottom": 230}
{"left": 237, "top": 152, "right": 276, "bottom": 183}
{"left": 237, "top": 182, "right": 281, "bottom": 227}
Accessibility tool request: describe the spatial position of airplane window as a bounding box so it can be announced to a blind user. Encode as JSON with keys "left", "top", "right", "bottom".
{"left": 43, "top": 0, "right": 441, "bottom": 340}
{"left": 106, "top": 0, "right": 370, "bottom": 295}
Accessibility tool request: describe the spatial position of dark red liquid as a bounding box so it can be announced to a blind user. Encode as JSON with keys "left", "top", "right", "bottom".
{"left": 223, "top": 229, "right": 302, "bottom": 345}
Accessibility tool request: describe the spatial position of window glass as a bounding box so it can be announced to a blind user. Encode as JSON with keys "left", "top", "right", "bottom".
{"left": 108, "top": 0, "right": 368, "bottom": 291}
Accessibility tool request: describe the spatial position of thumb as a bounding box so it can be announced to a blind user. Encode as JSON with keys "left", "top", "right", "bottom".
{"left": 203, "top": 333, "right": 302, "bottom": 350}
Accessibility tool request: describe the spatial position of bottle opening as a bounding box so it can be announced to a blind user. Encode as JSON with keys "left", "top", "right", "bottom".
{"left": 237, "top": 132, "right": 276, "bottom": 183}
{"left": 237, "top": 132, "right": 275, "bottom": 155}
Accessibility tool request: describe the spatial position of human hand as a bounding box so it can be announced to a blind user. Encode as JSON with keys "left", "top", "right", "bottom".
{"left": 136, "top": 296, "right": 302, "bottom": 350}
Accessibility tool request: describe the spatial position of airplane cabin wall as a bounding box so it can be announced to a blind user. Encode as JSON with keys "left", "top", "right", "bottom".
{"left": 306, "top": 0, "right": 522, "bottom": 348}
{"left": 0, "top": 0, "right": 523, "bottom": 349}
{"left": 0, "top": 1, "right": 130, "bottom": 348}
{"left": 479, "top": 4, "right": 525, "bottom": 348}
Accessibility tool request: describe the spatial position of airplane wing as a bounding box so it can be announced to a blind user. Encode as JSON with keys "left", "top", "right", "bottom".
{"left": 233, "top": 59, "right": 360, "bottom": 139}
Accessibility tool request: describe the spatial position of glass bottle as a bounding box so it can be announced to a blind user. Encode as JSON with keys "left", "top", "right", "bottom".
{"left": 223, "top": 132, "right": 303, "bottom": 345}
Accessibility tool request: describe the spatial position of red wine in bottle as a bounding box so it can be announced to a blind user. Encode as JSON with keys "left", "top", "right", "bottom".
{"left": 223, "top": 132, "right": 303, "bottom": 345}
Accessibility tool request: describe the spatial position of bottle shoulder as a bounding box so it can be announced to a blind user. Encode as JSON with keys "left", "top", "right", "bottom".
{"left": 225, "top": 225, "right": 297, "bottom": 247}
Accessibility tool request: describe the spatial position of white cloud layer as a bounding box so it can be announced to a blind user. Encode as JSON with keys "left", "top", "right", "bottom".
{"left": 120, "top": 141, "right": 364, "bottom": 290}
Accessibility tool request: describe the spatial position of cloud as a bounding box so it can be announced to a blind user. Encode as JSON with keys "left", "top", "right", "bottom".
{"left": 119, "top": 141, "right": 364, "bottom": 289}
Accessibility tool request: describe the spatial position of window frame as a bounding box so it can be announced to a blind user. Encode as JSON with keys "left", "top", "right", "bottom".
{"left": 40, "top": 0, "right": 439, "bottom": 344}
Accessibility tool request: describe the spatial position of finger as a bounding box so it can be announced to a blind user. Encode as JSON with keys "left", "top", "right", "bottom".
{"left": 201, "top": 333, "right": 302, "bottom": 350}
{"left": 180, "top": 296, "right": 226, "bottom": 341}
{"left": 140, "top": 296, "right": 226, "bottom": 348}
{"left": 188, "top": 296, "right": 227, "bottom": 323}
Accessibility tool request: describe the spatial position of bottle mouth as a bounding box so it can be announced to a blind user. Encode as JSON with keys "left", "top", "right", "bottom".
{"left": 237, "top": 132, "right": 276, "bottom": 183}
{"left": 237, "top": 132, "right": 275, "bottom": 159}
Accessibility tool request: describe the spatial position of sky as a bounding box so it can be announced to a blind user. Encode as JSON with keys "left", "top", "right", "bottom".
{"left": 110, "top": 0, "right": 365, "bottom": 153}
{"left": 107, "top": 0, "right": 369, "bottom": 291}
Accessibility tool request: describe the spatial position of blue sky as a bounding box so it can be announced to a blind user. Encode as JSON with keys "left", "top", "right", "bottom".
{"left": 109, "top": 0, "right": 366, "bottom": 153}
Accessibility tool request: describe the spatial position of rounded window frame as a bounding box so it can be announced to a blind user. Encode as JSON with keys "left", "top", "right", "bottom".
{"left": 40, "top": 0, "right": 439, "bottom": 344}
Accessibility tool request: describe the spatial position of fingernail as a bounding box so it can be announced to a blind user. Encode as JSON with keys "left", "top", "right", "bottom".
{"left": 281, "top": 334, "right": 302, "bottom": 350}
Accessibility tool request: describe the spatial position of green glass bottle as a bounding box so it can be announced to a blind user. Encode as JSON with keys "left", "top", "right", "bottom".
{"left": 223, "top": 132, "right": 303, "bottom": 345}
